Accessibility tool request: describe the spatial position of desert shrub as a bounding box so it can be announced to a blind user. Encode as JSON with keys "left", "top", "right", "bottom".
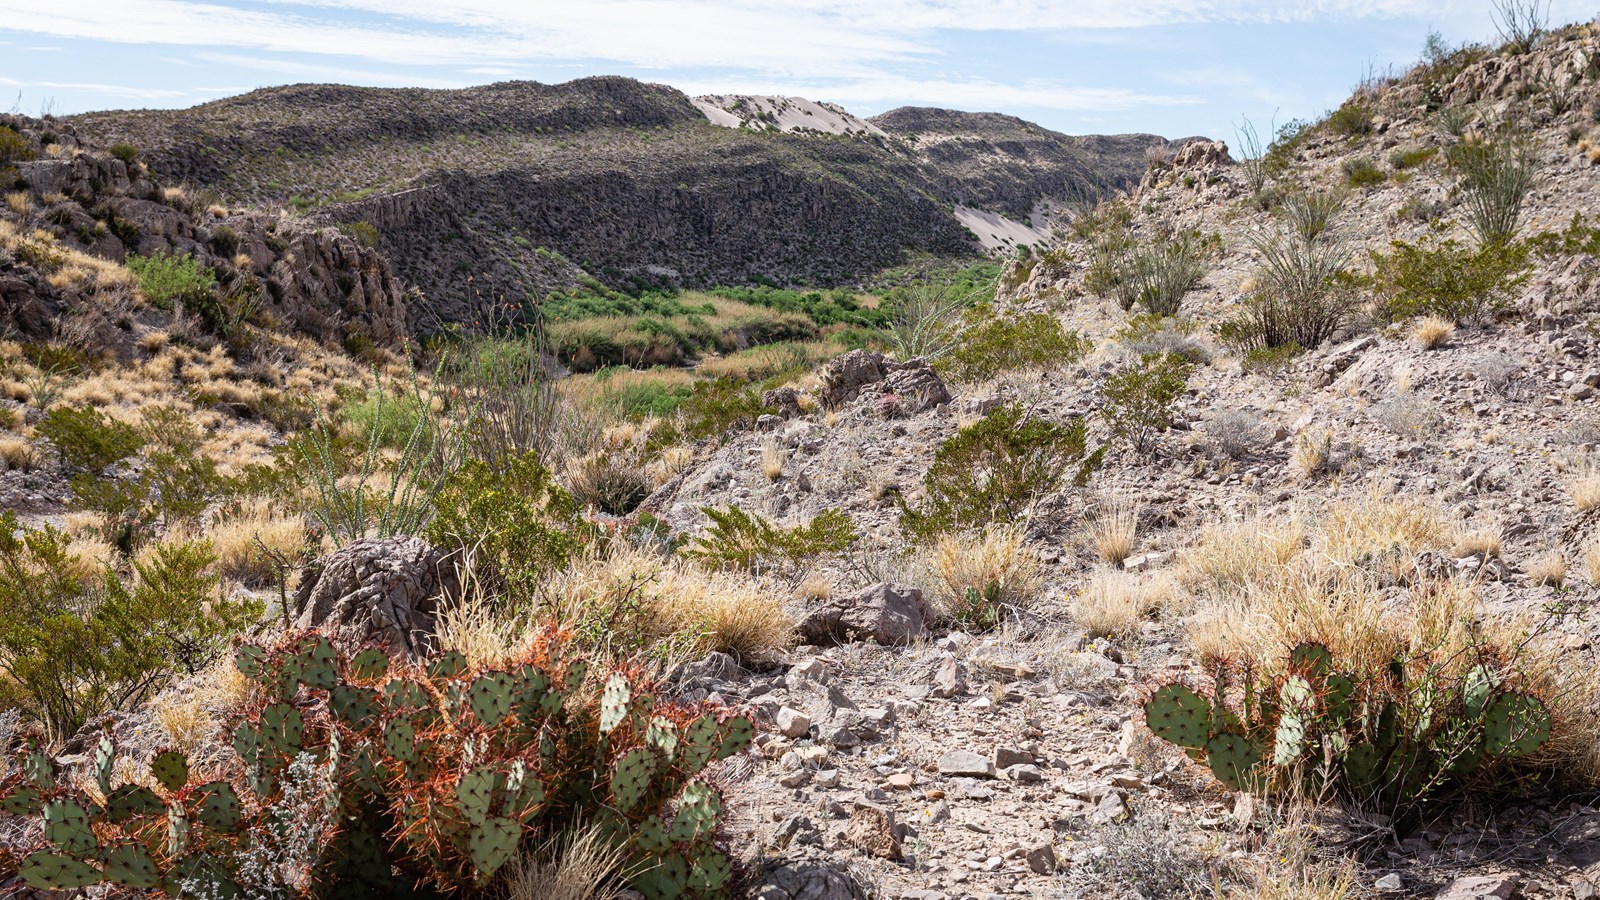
{"left": 1233, "top": 118, "right": 1276, "bottom": 206}
{"left": 1325, "top": 101, "right": 1374, "bottom": 138}
{"left": 127, "top": 252, "right": 216, "bottom": 311}
{"left": 942, "top": 305, "right": 1091, "bottom": 382}
{"left": 1098, "top": 353, "right": 1194, "bottom": 455}
{"left": 1143, "top": 637, "right": 1569, "bottom": 822}
{"left": 0, "top": 515, "right": 259, "bottom": 741}
{"left": 108, "top": 141, "right": 138, "bottom": 163}
{"left": 1115, "top": 315, "right": 1210, "bottom": 364}
{"left": 1217, "top": 233, "right": 1353, "bottom": 352}
{"left": 1388, "top": 146, "right": 1438, "bottom": 170}
{"left": 1527, "top": 213, "right": 1600, "bottom": 257}
{"left": 1064, "top": 810, "right": 1216, "bottom": 899}
{"left": 1277, "top": 189, "right": 1344, "bottom": 243}
{"left": 565, "top": 452, "right": 652, "bottom": 515}
{"left": 0, "top": 631, "right": 753, "bottom": 897}
{"left": 1367, "top": 233, "right": 1530, "bottom": 322}
{"left": 1114, "top": 233, "right": 1212, "bottom": 317}
{"left": 1437, "top": 103, "right": 1476, "bottom": 138}
{"left": 1203, "top": 408, "right": 1271, "bottom": 459}
{"left": 923, "top": 524, "right": 1043, "bottom": 629}
{"left": 1370, "top": 391, "right": 1442, "bottom": 440}
{"left": 899, "top": 403, "right": 1102, "bottom": 541}
{"left": 343, "top": 388, "right": 428, "bottom": 451}
{"left": 426, "top": 452, "right": 588, "bottom": 598}
{"left": 685, "top": 506, "right": 855, "bottom": 576}
{"left": 339, "top": 219, "right": 381, "bottom": 248}
{"left": 1341, "top": 157, "right": 1385, "bottom": 188}
{"left": 0, "top": 126, "right": 33, "bottom": 168}
{"left": 71, "top": 446, "right": 229, "bottom": 549}
{"left": 1492, "top": 0, "right": 1548, "bottom": 53}
{"left": 35, "top": 405, "right": 144, "bottom": 473}
{"left": 1448, "top": 138, "right": 1538, "bottom": 245}
{"left": 668, "top": 377, "right": 772, "bottom": 444}
{"left": 884, "top": 278, "right": 982, "bottom": 361}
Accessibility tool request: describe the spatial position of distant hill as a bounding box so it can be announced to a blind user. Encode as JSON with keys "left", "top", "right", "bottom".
{"left": 71, "top": 77, "right": 1177, "bottom": 322}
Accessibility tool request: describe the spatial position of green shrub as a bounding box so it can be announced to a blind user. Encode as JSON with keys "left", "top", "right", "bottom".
{"left": 1325, "top": 101, "right": 1374, "bottom": 138}
{"left": 208, "top": 224, "right": 239, "bottom": 256}
{"left": 1217, "top": 233, "right": 1353, "bottom": 352}
{"left": 685, "top": 506, "right": 855, "bottom": 575}
{"left": 0, "top": 125, "right": 34, "bottom": 167}
{"left": 107, "top": 142, "right": 138, "bottom": 164}
{"left": 1, "top": 631, "right": 752, "bottom": 898}
{"left": 339, "top": 220, "right": 381, "bottom": 248}
{"left": 1448, "top": 138, "right": 1538, "bottom": 245}
{"left": 1387, "top": 147, "right": 1438, "bottom": 170}
{"left": 942, "top": 305, "right": 1091, "bottom": 382}
{"left": 670, "top": 377, "right": 773, "bottom": 443}
{"left": 425, "top": 452, "right": 587, "bottom": 599}
{"left": 1241, "top": 343, "right": 1303, "bottom": 373}
{"left": 343, "top": 389, "right": 428, "bottom": 451}
{"left": 1367, "top": 233, "right": 1530, "bottom": 322}
{"left": 1143, "top": 640, "right": 1559, "bottom": 820}
{"left": 126, "top": 252, "right": 216, "bottom": 312}
{"left": 35, "top": 405, "right": 143, "bottom": 473}
{"left": 0, "top": 515, "right": 259, "bottom": 741}
{"left": 1098, "top": 353, "right": 1194, "bottom": 455}
{"left": 1277, "top": 189, "right": 1344, "bottom": 244}
{"left": 1341, "top": 157, "right": 1385, "bottom": 188}
{"left": 70, "top": 446, "right": 227, "bottom": 550}
{"left": 1115, "top": 315, "right": 1210, "bottom": 364}
{"left": 1528, "top": 213, "right": 1600, "bottom": 257}
{"left": 899, "top": 404, "right": 1102, "bottom": 541}
{"left": 1094, "top": 231, "right": 1213, "bottom": 317}
{"left": 884, "top": 279, "right": 982, "bottom": 362}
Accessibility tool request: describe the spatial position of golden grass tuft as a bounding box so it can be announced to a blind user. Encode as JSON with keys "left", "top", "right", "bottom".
{"left": 207, "top": 498, "right": 307, "bottom": 587}
{"left": 1086, "top": 497, "right": 1140, "bottom": 565}
{"left": 1527, "top": 549, "right": 1566, "bottom": 587}
{"left": 0, "top": 436, "right": 36, "bottom": 472}
{"left": 1568, "top": 460, "right": 1600, "bottom": 512}
{"left": 1409, "top": 314, "right": 1455, "bottom": 349}
{"left": 4, "top": 191, "right": 31, "bottom": 216}
{"left": 503, "top": 826, "right": 627, "bottom": 900}
{"left": 1178, "top": 510, "right": 1306, "bottom": 602}
{"left": 1071, "top": 570, "right": 1179, "bottom": 640}
{"left": 923, "top": 524, "right": 1043, "bottom": 620}
{"left": 1448, "top": 524, "right": 1502, "bottom": 559}
{"left": 760, "top": 440, "right": 785, "bottom": 481}
{"left": 1292, "top": 429, "right": 1333, "bottom": 479}
{"left": 152, "top": 695, "right": 217, "bottom": 756}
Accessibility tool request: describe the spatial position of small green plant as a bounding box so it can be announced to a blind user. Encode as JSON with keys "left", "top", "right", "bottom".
{"left": 942, "top": 305, "right": 1091, "bottom": 382}
{"left": 126, "top": 252, "right": 216, "bottom": 312}
{"left": 884, "top": 278, "right": 984, "bottom": 361}
{"left": 1118, "top": 233, "right": 1212, "bottom": 317}
{"left": 1098, "top": 353, "right": 1193, "bottom": 456}
{"left": 1143, "top": 641, "right": 1555, "bottom": 819}
{"left": 107, "top": 142, "right": 138, "bottom": 164}
{"left": 1217, "top": 233, "right": 1353, "bottom": 353}
{"left": 343, "top": 388, "right": 428, "bottom": 451}
{"left": 0, "top": 631, "right": 753, "bottom": 898}
{"left": 1388, "top": 147, "right": 1439, "bottom": 171}
{"left": 0, "top": 125, "right": 34, "bottom": 168}
{"left": 339, "top": 220, "right": 381, "bottom": 248}
{"left": 1325, "top": 101, "right": 1374, "bottom": 138}
{"left": 1241, "top": 344, "right": 1303, "bottom": 373}
{"left": 1528, "top": 213, "right": 1600, "bottom": 257}
{"left": 899, "top": 404, "right": 1102, "bottom": 540}
{"left": 686, "top": 506, "right": 855, "bottom": 575}
{"left": 35, "top": 405, "right": 144, "bottom": 473}
{"left": 1277, "top": 189, "right": 1344, "bottom": 244}
{"left": 1448, "top": 138, "right": 1539, "bottom": 245}
{"left": 667, "top": 377, "right": 773, "bottom": 444}
{"left": 0, "top": 514, "right": 259, "bottom": 742}
{"left": 1341, "top": 157, "right": 1385, "bottom": 188}
{"left": 1367, "top": 232, "right": 1530, "bottom": 322}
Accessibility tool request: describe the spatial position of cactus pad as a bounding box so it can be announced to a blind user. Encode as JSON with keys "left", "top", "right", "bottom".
{"left": 645, "top": 717, "right": 679, "bottom": 760}
{"left": 635, "top": 851, "right": 689, "bottom": 900}
{"left": 104, "top": 784, "right": 164, "bottom": 822}
{"left": 20, "top": 852, "right": 101, "bottom": 889}
{"left": 23, "top": 750, "right": 51, "bottom": 789}
{"left": 350, "top": 647, "right": 391, "bottom": 681}
{"left": 1272, "top": 711, "right": 1308, "bottom": 766}
{"left": 636, "top": 815, "right": 671, "bottom": 854}
{"left": 385, "top": 678, "right": 430, "bottom": 710}
{"left": 1484, "top": 691, "right": 1551, "bottom": 757}
{"left": 668, "top": 781, "right": 722, "bottom": 844}
{"left": 150, "top": 749, "right": 190, "bottom": 792}
{"left": 468, "top": 816, "right": 521, "bottom": 878}
{"left": 295, "top": 635, "right": 339, "bottom": 690}
{"left": 456, "top": 767, "right": 497, "bottom": 825}
{"left": 1287, "top": 642, "right": 1333, "bottom": 677}
{"left": 467, "top": 672, "right": 514, "bottom": 726}
{"left": 195, "top": 782, "right": 242, "bottom": 832}
{"left": 102, "top": 840, "right": 159, "bottom": 888}
{"left": 600, "top": 673, "right": 632, "bottom": 734}
{"left": 0, "top": 785, "right": 41, "bottom": 816}
{"left": 428, "top": 650, "right": 469, "bottom": 680}
{"left": 43, "top": 799, "right": 96, "bottom": 854}
{"left": 330, "top": 684, "right": 381, "bottom": 728}
{"left": 680, "top": 714, "right": 720, "bottom": 773}
{"left": 1204, "top": 730, "right": 1262, "bottom": 791}
{"left": 234, "top": 643, "right": 266, "bottom": 679}
{"left": 717, "top": 716, "right": 754, "bottom": 760}
{"left": 94, "top": 735, "right": 116, "bottom": 798}
{"left": 384, "top": 717, "right": 419, "bottom": 764}
{"left": 688, "top": 848, "right": 733, "bottom": 893}
{"left": 1143, "top": 683, "right": 1212, "bottom": 750}
{"left": 166, "top": 802, "right": 190, "bottom": 856}
{"left": 610, "top": 747, "right": 659, "bottom": 811}
{"left": 260, "top": 703, "right": 304, "bottom": 754}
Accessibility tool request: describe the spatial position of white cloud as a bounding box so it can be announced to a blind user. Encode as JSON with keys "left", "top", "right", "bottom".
{"left": 673, "top": 74, "right": 1202, "bottom": 113}
{"left": 0, "top": 75, "right": 193, "bottom": 100}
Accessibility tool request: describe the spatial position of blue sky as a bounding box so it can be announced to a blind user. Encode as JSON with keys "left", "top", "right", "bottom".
{"left": 0, "top": 1, "right": 1594, "bottom": 140}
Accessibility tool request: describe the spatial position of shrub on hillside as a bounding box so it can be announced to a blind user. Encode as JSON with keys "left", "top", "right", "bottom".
{"left": 899, "top": 404, "right": 1102, "bottom": 541}
{"left": 1216, "top": 232, "right": 1353, "bottom": 353}
{"left": 942, "top": 304, "right": 1091, "bottom": 382}
{"left": 1341, "top": 157, "right": 1385, "bottom": 188}
{"left": 668, "top": 377, "right": 774, "bottom": 444}
{"left": 0, "top": 126, "right": 33, "bottom": 169}
{"left": 1098, "top": 353, "right": 1194, "bottom": 456}
{"left": 1448, "top": 138, "right": 1539, "bottom": 245}
{"left": 35, "top": 405, "right": 144, "bottom": 473}
{"left": 126, "top": 252, "right": 216, "bottom": 312}
{"left": 0, "top": 513, "right": 259, "bottom": 741}
{"left": 1368, "top": 233, "right": 1530, "bottom": 322}
{"left": 1100, "top": 232, "right": 1213, "bottom": 317}
{"left": 1325, "top": 100, "right": 1374, "bottom": 138}
{"left": 686, "top": 505, "right": 856, "bottom": 576}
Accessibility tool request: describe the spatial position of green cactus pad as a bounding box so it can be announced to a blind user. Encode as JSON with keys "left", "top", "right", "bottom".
{"left": 94, "top": 735, "right": 116, "bottom": 798}
{"left": 645, "top": 717, "right": 679, "bottom": 760}
{"left": 43, "top": 799, "right": 96, "bottom": 854}
{"left": 564, "top": 660, "right": 589, "bottom": 691}
{"left": 467, "top": 672, "right": 515, "bottom": 727}
{"left": 150, "top": 749, "right": 190, "bottom": 792}
{"left": 468, "top": 816, "right": 521, "bottom": 878}
{"left": 166, "top": 802, "right": 190, "bottom": 856}
{"left": 234, "top": 643, "right": 266, "bottom": 680}
{"left": 19, "top": 851, "right": 101, "bottom": 889}
{"left": 456, "top": 767, "right": 497, "bottom": 825}
{"left": 1484, "top": 691, "right": 1552, "bottom": 757}
{"left": 1287, "top": 642, "right": 1333, "bottom": 677}
{"left": 330, "top": 684, "right": 382, "bottom": 728}
{"left": 0, "top": 785, "right": 41, "bottom": 816}
{"left": 350, "top": 647, "right": 391, "bottom": 681}
{"left": 104, "top": 784, "right": 164, "bottom": 822}
{"left": 514, "top": 664, "right": 550, "bottom": 710}
{"left": 610, "top": 747, "right": 659, "bottom": 812}
{"left": 1204, "top": 730, "right": 1262, "bottom": 791}
{"left": 260, "top": 703, "right": 305, "bottom": 753}
{"left": 1143, "top": 683, "right": 1212, "bottom": 750}
{"left": 1343, "top": 742, "right": 1384, "bottom": 793}
{"left": 428, "top": 650, "right": 469, "bottom": 680}
{"left": 688, "top": 848, "right": 733, "bottom": 893}
{"left": 102, "top": 841, "right": 159, "bottom": 888}
{"left": 385, "top": 678, "right": 430, "bottom": 710}
{"left": 636, "top": 815, "right": 671, "bottom": 854}
{"left": 296, "top": 636, "right": 339, "bottom": 690}
{"left": 24, "top": 750, "right": 51, "bottom": 788}
{"left": 1323, "top": 673, "right": 1355, "bottom": 724}
{"left": 195, "top": 782, "right": 242, "bottom": 832}
{"left": 600, "top": 673, "right": 632, "bottom": 735}
{"left": 717, "top": 716, "right": 755, "bottom": 760}
{"left": 1463, "top": 664, "right": 1498, "bottom": 717}
{"left": 680, "top": 714, "right": 720, "bottom": 773}
{"left": 384, "top": 717, "right": 419, "bottom": 764}
{"left": 1272, "top": 711, "right": 1307, "bottom": 767}
{"left": 634, "top": 851, "right": 688, "bottom": 900}
{"left": 668, "top": 781, "right": 722, "bottom": 844}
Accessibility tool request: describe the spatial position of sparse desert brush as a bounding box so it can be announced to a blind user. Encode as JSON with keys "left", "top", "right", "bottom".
{"left": 1087, "top": 497, "right": 1140, "bottom": 564}
{"left": 1410, "top": 314, "right": 1456, "bottom": 349}
{"left": 4, "top": 191, "right": 30, "bottom": 215}
{"left": 546, "top": 543, "right": 794, "bottom": 664}
{"left": 797, "top": 574, "right": 831, "bottom": 602}
{"left": 760, "top": 439, "right": 786, "bottom": 481}
{"left": 923, "top": 524, "right": 1043, "bottom": 627}
{"left": 645, "top": 444, "right": 694, "bottom": 486}
{"left": 1449, "top": 523, "right": 1502, "bottom": 559}
{"left": 1071, "top": 570, "right": 1178, "bottom": 640}
{"left": 0, "top": 436, "right": 35, "bottom": 472}
{"left": 1178, "top": 510, "right": 1307, "bottom": 601}
{"left": 207, "top": 497, "right": 307, "bottom": 587}
{"left": 152, "top": 694, "right": 216, "bottom": 755}
{"left": 503, "top": 826, "right": 628, "bottom": 900}
{"left": 565, "top": 451, "right": 651, "bottom": 515}
{"left": 1568, "top": 460, "right": 1600, "bottom": 511}
{"left": 1319, "top": 489, "right": 1449, "bottom": 575}
{"left": 138, "top": 329, "right": 170, "bottom": 353}
{"left": 1528, "top": 549, "right": 1566, "bottom": 586}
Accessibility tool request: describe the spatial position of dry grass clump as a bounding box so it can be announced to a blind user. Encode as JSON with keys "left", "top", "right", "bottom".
{"left": 152, "top": 695, "right": 217, "bottom": 756}
{"left": 503, "top": 826, "right": 627, "bottom": 900}
{"left": 1527, "top": 549, "right": 1566, "bottom": 586}
{"left": 5, "top": 191, "right": 31, "bottom": 216}
{"left": 1086, "top": 498, "right": 1140, "bottom": 565}
{"left": 1219, "top": 804, "right": 1356, "bottom": 900}
{"left": 1448, "top": 524, "right": 1502, "bottom": 559}
{"left": 1292, "top": 430, "right": 1334, "bottom": 479}
{"left": 1178, "top": 510, "right": 1307, "bottom": 602}
{"left": 1567, "top": 460, "right": 1600, "bottom": 512}
{"left": 1317, "top": 490, "right": 1449, "bottom": 577}
{"left": 696, "top": 341, "right": 834, "bottom": 381}
{"left": 1410, "top": 314, "right": 1456, "bottom": 349}
{"left": 207, "top": 498, "right": 308, "bottom": 586}
{"left": 922, "top": 524, "right": 1043, "bottom": 620}
{"left": 760, "top": 440, "right": 785, "bottom": 481}
{"left": 0, "top": 220, "right": 133, "bottom": 290}
{"left": 1071, "top": 570, "right": 1180, "bottom": 640}
{"left": 0, "top": 436, "right": 37, "bottom": 472}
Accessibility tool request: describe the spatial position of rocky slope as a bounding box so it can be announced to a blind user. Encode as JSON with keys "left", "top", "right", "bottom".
{"left": 69, "top": 78, "right": 1173, "bottom": 323}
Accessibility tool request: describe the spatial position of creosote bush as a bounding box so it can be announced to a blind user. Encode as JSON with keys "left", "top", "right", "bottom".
{"left": 685, "top": 505, "right": 855, "bottom": 577}
{"left": 126, "top": 252, "right": 216, "bottom": 312}
{"left": 941, "top": 304, "right": 1090, "bottom": 382}
{"left": 35, "top": 405, "right": 144, "bottom": 473}
{"left": 1098, "top": 353, "right": 1194, "bottom": 456}
{"left": 899, "top": 403, "right": 1102, "bottom": 541}
{"left": 1368, "top": 232, "right": 1530, "bottom": 322}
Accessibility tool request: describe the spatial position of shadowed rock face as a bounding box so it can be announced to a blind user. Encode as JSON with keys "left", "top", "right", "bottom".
{"left": 70, "top": 78, "right": 1174, "bottom": 324}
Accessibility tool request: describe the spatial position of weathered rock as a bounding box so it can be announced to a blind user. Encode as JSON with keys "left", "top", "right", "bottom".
{"left": 932, "top": 656, "right": 967, "bottom": 698}
{"left": 775, "top": 707, "right": 812, "bottom": 739}
{"left": 1435, "top": 875, "right": 1519, "bottom": 900}
{"left": 818, "top": 349, "right": 889, "bottom": 408}
{"left": 752, "top": 858, "right": 869, "bottom": 900}
{"left": 879, "top": 358, "right": 951, "bottom": 414}
{"left": 763, "top": 386, "right": 805, "bottom": 419}
{"left": 1024, "top": 841, "right": 1057, "bottom": 875}
{"left": 796, "top": 582, "right": 934, "bottom": 646}
{"left": 291, "top": 538, "right": 461, "bottom": 658}
{"left": 1089, "top": 790, "right": 1129, "bottom": 825}
{"left": 938, "top": 750, "right": 997, "bottom": 779}
{"left": 846, "top": 801, "right": 902, "bottom": 860}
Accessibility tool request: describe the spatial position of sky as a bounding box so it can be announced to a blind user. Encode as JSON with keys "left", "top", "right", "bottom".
{"left": 0, "top": 1, "right": 1594, "bottom": 140}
